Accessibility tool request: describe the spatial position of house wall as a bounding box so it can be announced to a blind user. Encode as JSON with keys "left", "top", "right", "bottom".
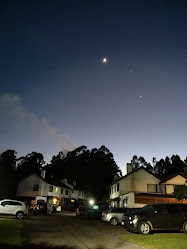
{"left": 110, "top": 182, "right": 120, "bottom": 199}
{"left": 120, "top": 192, "right": 135, "bottom": 208}
{"left": 161, "top": 175, "right": 187, "bottom": 195}
{"left": 132, "top": 169, "right": 160, "bottom": 193}
{"left": 17, "top": 174, "right": 45, "bottom": 197}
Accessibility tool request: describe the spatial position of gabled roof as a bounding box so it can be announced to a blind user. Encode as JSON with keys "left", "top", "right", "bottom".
{"left": 109, "top": 166, "right": 161, "bottom": 187}
{"left": 160, "top": 172, "right": 185, "bottom": 183}
{"left": 19, "top": 172, "right": 72, "bottom": 190}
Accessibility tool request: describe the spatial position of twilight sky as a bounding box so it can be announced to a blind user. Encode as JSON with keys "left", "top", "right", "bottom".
{"left": 0, "top": 0, "right": 187, "bottom": 175}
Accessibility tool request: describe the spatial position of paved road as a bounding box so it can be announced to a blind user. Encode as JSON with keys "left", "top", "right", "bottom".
{"left": 22, "top": 212, "right": 147, "bottom": 249}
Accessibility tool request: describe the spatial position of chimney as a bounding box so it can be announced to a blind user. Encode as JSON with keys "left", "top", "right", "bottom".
{"left": 62, "top": 178, "right": 67, "bottom": 184}
{"left": 41, "top": 170, "right": 46, "bottom": 179}
{"left": 73, "top": 180, "right": 76, "bottom": 187}
{"left": 126, "top": 163, "right": 132, "bottom": 174}
{"left": 114, "top": 175, "right": 118, "bottom": 181}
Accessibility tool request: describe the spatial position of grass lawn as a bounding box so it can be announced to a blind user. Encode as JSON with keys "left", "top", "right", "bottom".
{"left": 0, "top": 219, "right": 22, "bottom": 248}
{"left": 121, "top": 233, "right": 187, "bottom": 249}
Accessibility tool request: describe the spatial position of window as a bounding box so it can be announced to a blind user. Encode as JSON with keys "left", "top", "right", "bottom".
{"left": 65, "top": 189, "right": 68, "bottom": 196}
{"left": 49, "top": 186, "right": 53, "bottom": 192}
{"left": 9, "top": 201, "right": 22, "bottom": 206}
{"left": 147, "top": 184, "right": 160, "bottom": 193}
{"left": 1, "top": 201, "right": 11, "bottom": 205}
{"left": 33, "top": 184, "right": 39, "bottom": 191}
{"left": 117, "top": 183, "right": 119, "bottom": 192}
{"left": 166, "top": 204, "right": 180, "bottom": 214}
{"left": 109, "top": 188, "right": 111, "bottom": 194}
{"left": 61, "top": 188, "right": 63, "bottom": 194}
{"left": 154, "top": 204, "right": 166, "bottom": 214}
{"left": 55, "top": 187, "right": 59, "bottom": 193}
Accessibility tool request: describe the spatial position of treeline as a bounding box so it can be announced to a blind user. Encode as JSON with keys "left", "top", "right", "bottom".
{"left": 0, "top": 146, "right": 122, "bottom": 201}
{"left": 131, "top": 155, "right": 187, "bottom": 177}
{"left": 1, "top": 147, "right": 187, "bottom": 201}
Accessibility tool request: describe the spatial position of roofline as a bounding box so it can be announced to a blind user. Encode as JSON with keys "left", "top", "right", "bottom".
{"left": 19, "top": 173, "right": 72, "bottom": 190}
{"left": 109, "top": 166, "right": 161, "bottom": 187}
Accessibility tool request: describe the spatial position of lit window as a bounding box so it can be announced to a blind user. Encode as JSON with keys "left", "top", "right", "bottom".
{"left": 55, "top": 187, "right": 59, "bottom": 193}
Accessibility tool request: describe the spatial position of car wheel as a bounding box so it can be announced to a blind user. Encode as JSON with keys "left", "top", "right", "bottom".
{"left": 182, "top": 221, "right": 187, "bottom": 234}
{"left": 110, "top": 217, "right": 118, "bottom": 226}
{"left": 138, "top": 221, "right": 151, "bottom": 235}
{"left": 16, "top": 211, "right": 24, "bottom": 219}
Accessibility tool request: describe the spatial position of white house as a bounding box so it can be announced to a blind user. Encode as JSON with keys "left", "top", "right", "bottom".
{"left": 109, "top": 164, "right": 187, "bottom": 208}
{"left": 17, "top": 170, "right": 92, "bottom": 208}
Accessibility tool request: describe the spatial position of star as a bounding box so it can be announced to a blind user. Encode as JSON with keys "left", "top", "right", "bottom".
{"left": 102, "top": 58, "right": 107, "bottom": 63}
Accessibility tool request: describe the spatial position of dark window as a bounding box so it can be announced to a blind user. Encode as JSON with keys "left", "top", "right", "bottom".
{"left": 33, "top": 184, "right": 39, "bottom": 191}
{"left": 9, "top": 201, "right": 22, "bottom": 206}
{"left": 1, "top": 201, "right": 11, "bottom": 205}
{"left": 139, "top": 205, "right": 154, "bottom": 213}
{"left": 117, "top": 183, "right": 119, "bottom": 192}
{"left": 65, "top": 189, "right": 68, "bottom": 195}
{"left": 61, "top": 188, "right": 63, "bottom": 194}
{"left": 49, "top": 186, "right": 53, "bottom": 192}
{"left": 166, "top": 204, "right": 180, "bottom": 214}
{"left": 154, "top": 204, "right": 166, "bottom": 214}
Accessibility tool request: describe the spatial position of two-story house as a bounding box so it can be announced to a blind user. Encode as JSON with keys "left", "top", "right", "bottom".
{"left": 109, "top": 163, "right": 187, "bottom": 208}
{"left": 17, "top": 170, "right": 92, "bottom": 209}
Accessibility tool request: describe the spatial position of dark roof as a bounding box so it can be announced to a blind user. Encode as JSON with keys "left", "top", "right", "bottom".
{"left": 160, "top": 172, "right": 185, "bottom": 183}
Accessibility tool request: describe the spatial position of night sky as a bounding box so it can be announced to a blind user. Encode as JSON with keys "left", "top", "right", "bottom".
{"left": 1, "top": 0, "right": 187, "bottom": 174}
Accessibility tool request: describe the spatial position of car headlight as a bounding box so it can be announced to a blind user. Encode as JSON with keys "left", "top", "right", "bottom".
{"left": 129, "top": 215, "right": 138, "bottom": 221}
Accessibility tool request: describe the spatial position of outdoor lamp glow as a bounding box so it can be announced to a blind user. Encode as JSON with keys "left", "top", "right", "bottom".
{"left": 89, "top": 199, "right": 94, "bottom": 205}
{"left": 53, "top": 198, "right": 57, "bottom": 205}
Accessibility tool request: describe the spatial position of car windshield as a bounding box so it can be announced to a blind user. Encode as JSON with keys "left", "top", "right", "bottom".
{"left": 139, "top": 205, "right": 153, "bottom": 213}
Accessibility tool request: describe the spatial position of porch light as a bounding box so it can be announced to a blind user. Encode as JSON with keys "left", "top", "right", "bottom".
{"left": 53, "top": 198, "right": 57, "bottom": 205}
{"left": 89, "top": 199, "right": 94, "bottom": 205}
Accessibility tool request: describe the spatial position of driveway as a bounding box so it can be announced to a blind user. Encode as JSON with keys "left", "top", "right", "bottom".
{"left": 22, "top": 212, "right": 147, "bottom": 249}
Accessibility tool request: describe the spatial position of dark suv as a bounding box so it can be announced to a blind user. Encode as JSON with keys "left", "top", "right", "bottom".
{"left": 125, "top": 203, "right": 187, "bottom": 235}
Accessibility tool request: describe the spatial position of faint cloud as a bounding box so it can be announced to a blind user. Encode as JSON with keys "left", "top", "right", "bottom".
{"left": 0, "top": 93, "right": 75, "bottom": 154}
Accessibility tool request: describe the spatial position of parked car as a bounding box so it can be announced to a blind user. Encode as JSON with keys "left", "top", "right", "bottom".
{"left": 76, "top": 205, "right": 88, "bottom": 216}
{"left": 121, "top": 208, "right": 141, "bottom": 227}
{"left": 125, "top": 203, "right": 187, "bottom": 235}
{"left": 0, "top": 199, "right": 28, "bottom": 219}
{"left": 101, "top": 207, "right": 129, "bottom": 225}
{"left": 30, "top": 200, "right": 52, "bottom": 215}
{"left": 87, "top": 203, "right": 109, "bottom": 219}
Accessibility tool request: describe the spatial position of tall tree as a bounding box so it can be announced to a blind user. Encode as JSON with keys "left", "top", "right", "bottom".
{"left": 16, "top": 152, "right": 45, "bottom": 179}
{"left": 0, "top": 150, "right": 17, "bottom": 198}
{"left": 0, "top": 149, "right": 17, "bottom": 176}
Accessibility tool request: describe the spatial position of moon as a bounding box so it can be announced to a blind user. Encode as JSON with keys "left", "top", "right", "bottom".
{"left": 102, "top": 58, "right": 107, "bottom": 63}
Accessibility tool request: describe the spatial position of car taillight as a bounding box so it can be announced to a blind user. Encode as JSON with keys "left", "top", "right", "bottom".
{"left": 105, "top": 212, "right": 109, "bottom": 216}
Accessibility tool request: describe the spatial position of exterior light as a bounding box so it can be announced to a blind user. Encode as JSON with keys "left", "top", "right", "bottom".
{"left": 89, "top": 199, "right": 94, "bottom": 205}
{"left": 53, "top": 198, "right": 57, "bottom": 205}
